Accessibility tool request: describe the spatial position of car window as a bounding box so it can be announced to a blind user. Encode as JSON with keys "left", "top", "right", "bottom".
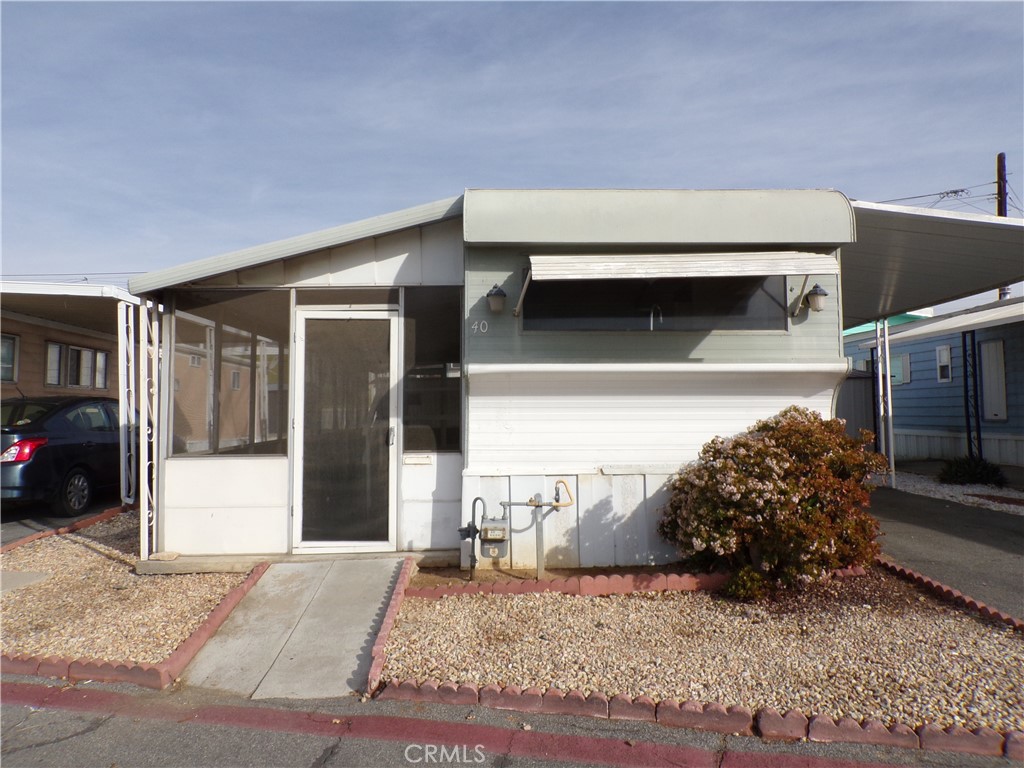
{"left": 1, "top": 401, "right": 56, "bottom": 427}
{"left": 102, "top": 402, "right": 130, "bottom": 430}
{"left": 64, "top": 403, "right": 114, "bottom": 432}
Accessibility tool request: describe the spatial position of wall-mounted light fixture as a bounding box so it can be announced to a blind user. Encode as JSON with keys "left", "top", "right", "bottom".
{"left": 805, "top": 283, "right": 829, "bottom": 312}
{"left": 486, "top": 284, "right": 507, "bottom": 314}
{"left": 791, "top": 279, "right": 829, "bottom": 317}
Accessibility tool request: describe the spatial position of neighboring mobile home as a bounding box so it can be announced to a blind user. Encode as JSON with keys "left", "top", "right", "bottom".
{"left": 845, "top": 297, "right": 1024, "bottom": 467}
{"left": 127, "top": 190, "right": 1024, "bottom": 568}
{"left": 1, "top": 282, "right": 136, "bottom": 401}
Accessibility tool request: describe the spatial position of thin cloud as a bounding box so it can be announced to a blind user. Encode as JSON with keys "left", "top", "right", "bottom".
{"left": 1, "top": 1, "right": 1021, "bottom": 276}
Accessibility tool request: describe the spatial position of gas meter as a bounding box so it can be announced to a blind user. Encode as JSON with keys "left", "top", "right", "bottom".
{"left": 460, "top": 498, "right": 509, "bottom": 577}
{"left": 478, "top": 517, "right": 509, "bottom": 559}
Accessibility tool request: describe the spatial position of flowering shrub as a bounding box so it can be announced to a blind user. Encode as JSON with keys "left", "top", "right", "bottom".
{"left": 658, "top": 406, "right": 887, "bottom": 599}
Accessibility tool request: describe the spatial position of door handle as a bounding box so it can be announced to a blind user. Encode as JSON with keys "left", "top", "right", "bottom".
{"left": 387, "top": 426, "right": 395, "bottom": 446}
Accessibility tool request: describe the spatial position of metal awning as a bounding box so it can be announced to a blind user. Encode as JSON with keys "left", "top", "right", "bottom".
{"left": 842, "top": 202, "right": 1024, "bottom": 329}
{"left": 528, "top": 251, "right": 839, "bottom": 281}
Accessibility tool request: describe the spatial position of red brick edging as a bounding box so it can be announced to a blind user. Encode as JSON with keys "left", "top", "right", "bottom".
{"left": 405, "top": 570, "right": 732, "bottom": 600}
{"left": 366, "top": 557, "right": 415, "bottom": 694}
{"left": 375, "top": 561, "right": 1021, "bottom": 758}
{"left": 874, "top": 555, "right": 1024, "bottom": 631}
{"left": 2, "top": 554, "right": 271, "bottom": 690}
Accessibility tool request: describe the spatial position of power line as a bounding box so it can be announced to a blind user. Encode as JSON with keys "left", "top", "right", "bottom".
{"left": 877, "top": 181, "right": 997, "bottom": 204}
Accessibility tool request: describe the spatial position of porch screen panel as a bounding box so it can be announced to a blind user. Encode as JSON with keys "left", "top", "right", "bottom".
{"left": 302, "top": 319, "right": 390, "bottom": 541}
{"left": 170, "top": 290, "right": 289, "bottom": 456}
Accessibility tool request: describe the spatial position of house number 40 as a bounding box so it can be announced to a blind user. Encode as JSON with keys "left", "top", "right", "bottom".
{"left": 471, "top": 320, "right": 489, "bottom": 334}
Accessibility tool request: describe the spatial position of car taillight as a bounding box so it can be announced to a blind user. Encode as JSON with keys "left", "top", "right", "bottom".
{"left": 0, "top": 438, "right": 48, "bottom": 463}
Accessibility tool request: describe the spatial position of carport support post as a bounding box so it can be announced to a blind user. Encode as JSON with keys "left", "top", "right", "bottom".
{"left": 881, "top": 318, "right": 897, "bottom": 488}
{"left": 117, "top": 300, "right": 137, "bottom": 507}
{"left": 137, "top": 300, "right": 159, "bottom": 562}
{"left": 874, "top": 320, "right": 897, "bottom": 489}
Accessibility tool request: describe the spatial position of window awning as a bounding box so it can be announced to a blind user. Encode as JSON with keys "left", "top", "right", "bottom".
{"left": 528, "top": 252, "right": 840, "bottom": 281}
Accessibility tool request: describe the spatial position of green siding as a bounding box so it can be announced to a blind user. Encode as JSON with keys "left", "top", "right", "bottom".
{"left": 465, "top": 248, "right": 842, "bottom": 365}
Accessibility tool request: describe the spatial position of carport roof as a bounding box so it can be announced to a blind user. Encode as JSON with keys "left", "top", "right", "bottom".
{"left": 0, "top": 282, "right": 139, "bottom": 337}
{"left": 842, "top": 201, "right": 1024, "bottom": 329}
{"left": 127, "top": 191, "right": 1024, "bottom": 330}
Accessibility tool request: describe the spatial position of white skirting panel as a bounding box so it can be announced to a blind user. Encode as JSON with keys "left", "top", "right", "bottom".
{"left": 894, "top": 430, "right": 1024, "bottom": 467}
{"left": 461, "top": 472, "right": 682, "bottom": 571}
{"left": 399, "top": 453, "right": 464, "bottom": 551}
{"left": 160, "top": 457, "right": 290, "bottom": 555}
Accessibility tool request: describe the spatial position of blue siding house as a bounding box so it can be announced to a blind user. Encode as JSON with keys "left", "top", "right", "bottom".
{"left": 844, "top": 298, "right": 1024, "bottom": 467}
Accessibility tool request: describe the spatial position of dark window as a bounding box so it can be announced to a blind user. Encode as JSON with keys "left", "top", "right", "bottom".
{"left": 403, "top": 287, "right": 461, "bottom": 452}
{"left": 522, "top": 276, "right": 788, "bottom": 332}
{"left": 296, "top": 288, "right": 398, "bottom": 305}
{"left": 2, "top": 400, "right": 54, "bottom": 426}
{"left": 1, "top": 334, "right": 18, "bottom": 382}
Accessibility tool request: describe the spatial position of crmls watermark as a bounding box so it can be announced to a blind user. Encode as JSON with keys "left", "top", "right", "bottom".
{"left": 403, "top": 744, "right": 487, "bottom": 764}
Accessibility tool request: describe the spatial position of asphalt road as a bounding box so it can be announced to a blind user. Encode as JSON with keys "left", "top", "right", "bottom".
{"left": 1, "top": 680, "right": 1012, "bottom": 768}
{"left": 0, "top": 492, "right": 121, "bottom": 548}
{"left": 869, "top": 486, "right": 1024, "bottom": 620}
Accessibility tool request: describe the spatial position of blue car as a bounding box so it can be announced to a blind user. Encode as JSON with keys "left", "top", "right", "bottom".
{"left": 1, "top": 396, "right": 123, "bottom": 516}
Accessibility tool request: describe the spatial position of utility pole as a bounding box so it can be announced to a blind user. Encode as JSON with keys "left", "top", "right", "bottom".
{"left": 997, "top": 152, "right": 1008, "bottom": 217}
{"left": 997, "top": 153, "right": 1010, "bottom": 300}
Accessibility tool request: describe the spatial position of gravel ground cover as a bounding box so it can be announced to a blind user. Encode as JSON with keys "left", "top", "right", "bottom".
{"left": 1, "top": 511, "right": 244, "bottom": 665}
{"left": 896, "top": 471, "right": 1024, "bottom": 515}
{"left": 383, "top": 570, "right": 1024, "bottom": 734}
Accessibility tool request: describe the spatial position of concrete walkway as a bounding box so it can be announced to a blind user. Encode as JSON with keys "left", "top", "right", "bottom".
{"left": 182, "top": 558, "right": 403, "bottom": 699}
{"left": 870, "top": 487, "right": 1024, "bottom": 619}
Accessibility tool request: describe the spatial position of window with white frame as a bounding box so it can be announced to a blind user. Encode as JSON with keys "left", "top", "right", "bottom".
{"left": 45, "top": 342, "right": 64, "bottom": 385}
{"left": 68, "top": 347, "right": 95, "bottom": 387}
{"left": 1, "top": 334, "right": 19, "bottom": 382}
{"left": 94, "top": 351, "right": 109, "bottom": 389}
{"left": 890, "top": 353, "right": 911, "bottom": 385}
{"left": 936, "top": 345, "right": 952, "bottom": 382}
{"left": 45, "top": 342, "right": 110, "bottom": 388}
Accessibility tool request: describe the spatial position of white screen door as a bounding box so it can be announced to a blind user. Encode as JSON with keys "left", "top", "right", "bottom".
{"left": 292, "top": 309, "right": 398, "bottom": 552}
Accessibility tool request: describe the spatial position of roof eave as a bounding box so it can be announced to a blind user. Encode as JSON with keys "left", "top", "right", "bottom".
{"left": 129, "top": 195, "right": 464, "bottom": 295}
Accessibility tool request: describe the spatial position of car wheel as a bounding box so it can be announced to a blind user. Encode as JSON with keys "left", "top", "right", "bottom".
{"left": 54, "top": 467, "right": 93, "bottom": 517}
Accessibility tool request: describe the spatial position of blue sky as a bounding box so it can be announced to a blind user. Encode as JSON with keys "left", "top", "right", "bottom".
{"left": 2, "top": 1, "right": 1022, "bottom": 288}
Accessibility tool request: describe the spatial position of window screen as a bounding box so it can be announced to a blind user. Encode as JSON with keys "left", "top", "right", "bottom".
{"left": 522, "top": 276, "right": 787, "bottom": 332}
{"left": 170, "top": 290, "right": 289, "bottom": 456}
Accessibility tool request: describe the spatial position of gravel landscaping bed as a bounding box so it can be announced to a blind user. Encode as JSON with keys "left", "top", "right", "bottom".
{"left": 382, "top": 569, "right": 1024, "bottom": 734}
{"left": 896, "top": 471, "right": 1024, "bottom": 516}
{"left": 1, "top": 511, "right": 245, "bottom": 665}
